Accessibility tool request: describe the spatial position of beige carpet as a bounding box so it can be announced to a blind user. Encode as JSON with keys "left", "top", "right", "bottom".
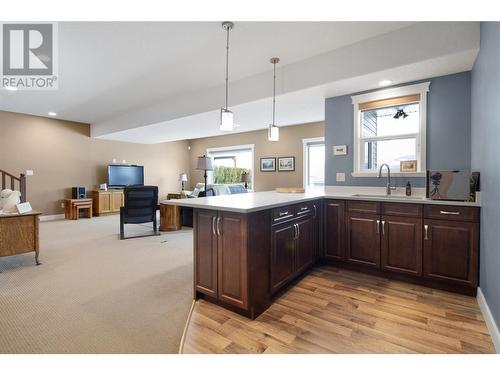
{"left": 0, "top": 215, "right": 194, "bottom": 353}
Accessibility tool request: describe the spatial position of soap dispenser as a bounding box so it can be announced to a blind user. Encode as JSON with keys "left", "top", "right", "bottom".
{"left": 406, "top": 181, "right": 412, "bottom": 196}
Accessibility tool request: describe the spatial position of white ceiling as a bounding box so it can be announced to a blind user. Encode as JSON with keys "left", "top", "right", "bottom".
{"left": 0, "top": 22, "right": 480, "bottom": 143}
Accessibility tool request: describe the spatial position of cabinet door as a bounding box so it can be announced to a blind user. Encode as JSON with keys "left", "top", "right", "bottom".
{"left": 346, "top": 212, "right": 381, "bottom": 267}
{"left": 423, "top": 219, "right": 478, "bottom": 287}
{"left": 217, "top": 212, "right": 248, "bottom": 309}
{"left": 295, "top": 216, "right": 314, "bottom": 274}
{"left": 193, "top": 209, "right": 218, "bottom": 298}
{"left": 112, "top": 191, "right": 124, "bottom": 211}
{"left": 270, "top": 222, "right": 296, "bottom": 294}
{"left": 324, "top": 200, "right": 345, "bottom": 260}
{"left": 99, "top": 192, "right": 112, "bottom": 213}
{"left": 381, "top": 215, "right": 422, "bottom": 276}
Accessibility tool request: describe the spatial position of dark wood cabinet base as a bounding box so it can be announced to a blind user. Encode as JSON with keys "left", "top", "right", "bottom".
{"left": 321, "top": 259, "right": 477, "bottom": 296}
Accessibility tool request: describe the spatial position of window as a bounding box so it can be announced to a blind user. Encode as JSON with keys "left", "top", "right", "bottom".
{"left": 351, "top": 82, "right": 430, "bottom": 176}
{"left": 207, "top": 144, "right": 254, "bottom": 190}
{"left": 303, "top": 137, "right": 325, "bottom": 187}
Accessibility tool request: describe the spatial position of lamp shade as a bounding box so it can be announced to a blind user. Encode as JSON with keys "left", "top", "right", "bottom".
{"left": 178, "top": 173, "right": 188, "bottom": 182}
{"left": 240, "top": 172, "right": 249, "bottom": 183}
{"left": 196, "top": 155, "right": 213, "bottom": 171}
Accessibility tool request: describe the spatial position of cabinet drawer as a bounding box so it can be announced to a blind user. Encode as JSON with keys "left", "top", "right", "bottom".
{"left": 295, "top": 201, "right": 314, "bottom": 217}
{"left": 382, "top": 202, "right": 422, "bottom": 218}
{"left": 347, "top": 200, "right": 380, "bottom": 214}
{"left": 424, "top": 205, "right": 479, "bottom": 222}
{"left": 271, "top": 205, "right": 295, "bottom": 223}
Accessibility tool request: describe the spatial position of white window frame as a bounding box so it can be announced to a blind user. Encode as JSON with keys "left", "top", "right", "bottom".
{"left": 206, "top": 144, "right": 255, "bottom": 190}
{"left": 302, "top": 137, "right": 325, "bottom": 187}
{"left": 351, "top": 82, "right": 430, "bottom": 177}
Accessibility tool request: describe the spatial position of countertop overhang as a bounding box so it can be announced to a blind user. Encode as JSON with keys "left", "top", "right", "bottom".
{"left": 160, "top": 186, "right": 481, "bottom": 214}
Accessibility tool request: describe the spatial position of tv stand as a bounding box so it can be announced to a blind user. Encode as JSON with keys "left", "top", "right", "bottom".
{"left": 89, "top": 190, "right": 124, "bottom": 216}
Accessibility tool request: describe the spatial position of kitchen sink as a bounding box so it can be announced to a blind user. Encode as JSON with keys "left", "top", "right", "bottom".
{"left": 351, "top": 194, "right": 426, "bottom": 200}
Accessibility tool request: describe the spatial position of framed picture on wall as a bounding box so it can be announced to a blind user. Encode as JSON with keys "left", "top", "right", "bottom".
{"left": 278, "top": 156, "right": 295, "bottom": 172}
{"left": 260, "top": 157, "right": 276, "bottom": 172}
{"left": 400, "top": 160, "right": 417, "bottom": 172}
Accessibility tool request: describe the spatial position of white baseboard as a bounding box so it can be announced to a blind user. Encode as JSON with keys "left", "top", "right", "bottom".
{"left": 39, "top": 214, "right": 64, "bottom": 222}
{"left": 477, "top": 287, "right": 500, "bottom": 353}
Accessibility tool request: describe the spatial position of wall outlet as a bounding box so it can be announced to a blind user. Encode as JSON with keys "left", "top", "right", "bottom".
{"left": 61, "top": 202, "right": 65, "bottom": 208}
{"left": 336, "top": 172, "right": 346, "bottom": 182}
{"left": 26, "top": 170, "right": 34, "bottom": 176}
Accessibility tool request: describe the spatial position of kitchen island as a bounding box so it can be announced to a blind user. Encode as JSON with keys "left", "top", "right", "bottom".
{"left": 162, "top": 186, "right": 480, "bottom": 318}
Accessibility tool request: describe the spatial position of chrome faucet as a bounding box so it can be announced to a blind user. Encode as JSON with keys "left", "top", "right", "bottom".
{"left": 378, "top": 163, "right": 397, "bottom": 195}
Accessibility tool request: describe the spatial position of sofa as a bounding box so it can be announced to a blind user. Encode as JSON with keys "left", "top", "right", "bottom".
{"left": 189, "top": 183, "right": 248, "bottom": 197}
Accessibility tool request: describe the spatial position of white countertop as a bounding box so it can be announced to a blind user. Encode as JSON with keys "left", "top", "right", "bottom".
{"left": 160, "top": 186, "right": 480, "bottom": 213}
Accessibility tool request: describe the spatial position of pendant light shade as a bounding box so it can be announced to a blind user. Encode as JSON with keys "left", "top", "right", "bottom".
{"left": 268, "top": 124, "right": 279, "bottom": 141}
{"left": 220, "top": 108, "right": 234, "bottom": 131}
{"left": 220, "top": 22, "right": 234, "bottom": 131}
{"left": 268, "top": 57, "right": 280, "bottom": 141}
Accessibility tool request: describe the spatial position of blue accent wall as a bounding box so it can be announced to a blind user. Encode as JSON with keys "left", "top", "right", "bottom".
{"left": 325, "top": 72, "right": 472, "bottom": 187}
{"left": 471, "top": 22, "right": 500, "bottom": 330}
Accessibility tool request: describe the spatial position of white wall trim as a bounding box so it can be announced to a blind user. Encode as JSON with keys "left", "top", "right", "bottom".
{"left": 351, "top": 171, "right": 427, "bottom": 178}
{"left": 39, "top": 214, "right": 65, "bottom": 222}
{"left": 477, "top": 287, "right": 500, "bottom": 353}
{"left": 206, "top": 144, "right": 255, "bottom": 189}
{"left": 351, "top": 82, "right": 430, "bottom": 176}
{"left": 302, "top": 137, "right": 325, "bottom": 188}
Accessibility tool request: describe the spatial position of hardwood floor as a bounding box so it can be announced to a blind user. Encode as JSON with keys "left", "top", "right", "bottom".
{"left": 181, "top": 265, "right": 495, "bottom": 354}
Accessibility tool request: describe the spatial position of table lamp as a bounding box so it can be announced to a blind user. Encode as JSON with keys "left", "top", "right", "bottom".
{"left": 196, "top": 155, "right": 213, "bottom": 193}
{"left": 240, "top": 172, "right": 249, "bottom": 189}
{"left": 178, "top": 173, "right": 188, "bottom": 191}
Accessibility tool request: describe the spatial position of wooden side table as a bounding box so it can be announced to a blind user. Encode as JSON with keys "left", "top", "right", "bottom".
{"left": 65, "top": 198, "right": 93, "bottom": 220}
{"left": 159, "top": 193, "right": 183, "bottom": 231}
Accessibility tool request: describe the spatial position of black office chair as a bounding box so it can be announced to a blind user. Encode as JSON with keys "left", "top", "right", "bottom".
{"left": 198, "top": 188, "right": 215, "bottom": 197}
{"left": 120, "top": 185, "right": 159, "bottom": 240}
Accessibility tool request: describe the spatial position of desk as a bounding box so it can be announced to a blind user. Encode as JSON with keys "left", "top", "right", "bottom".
{"left": 0, "top": 210, "right": 41, "bottom": 265}
{"left": 65, "top": 198, "right": 93, "bottom": 220}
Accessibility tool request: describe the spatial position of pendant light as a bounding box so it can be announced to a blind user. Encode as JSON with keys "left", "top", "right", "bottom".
{"left": 220, "top": 22, "right": 234, "bottom": 131}
{"left": 268, "top": 57, "right": 280, "bottom": 141}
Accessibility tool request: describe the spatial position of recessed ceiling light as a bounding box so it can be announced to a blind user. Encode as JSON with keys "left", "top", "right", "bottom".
{"left": 48, "top": 112, "right": 57, "bottom": 116}
{"left": 4, "top": 86, "right": 17, "bottom": 91}
{"left": 379, "top": 80, "right": 392, "bottom": 87}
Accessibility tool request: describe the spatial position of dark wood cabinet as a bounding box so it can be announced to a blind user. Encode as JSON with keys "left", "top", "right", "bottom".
{"left": 270, "top": 204, "right": 315, "bottom": 294}
{"left": 194, "top": 208, "right": 271, "bottom": 318}
{"left": 346, "top": 212, "right": 381, "bottom": 267}
{"left": 194, "top": 209, "right": 218, "bottom": 298}
{"left": 423, "top": 219, "right": 478, "bottom": 287}
{"left": 381, "top": 215, "right": 422, "bottom": 276}
{"left": 324, "top": 200, "right": 345, "bottom": 260}
{"left": 270, "top": 222, "right": 296, "bottom": 294}
{"left": 217, "top": 212, "right": 248, "bottom": 309}
{"left": 193, "top": 199, "right": 481, "bottom": 320}
{"left": 295, "top": 216, "right": 314, "bottom": 274}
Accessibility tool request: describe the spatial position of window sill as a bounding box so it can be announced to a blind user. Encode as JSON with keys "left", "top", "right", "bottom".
{"left": 351, "top": 171, "right": 426, "bottom": 178}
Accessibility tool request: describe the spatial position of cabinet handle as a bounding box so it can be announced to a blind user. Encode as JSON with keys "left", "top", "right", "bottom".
{"left": 376, "top": 220, "right": 380, "bottom": 235}
{"left": 424, "top": 224, "right": 429, "bottom": 240}
{"left": 216, "top": 217, "right": 222, "bottom": 236}
{"left": 212, "top": 216, "right": 216, "bottom": 236}
{"left": 297, "top": 223, "right": 300, "bottom": 239}
{"left": 381, "top": 220, "right": 385, "bottom": 235}
{"left": 439, "top": 210, "right": 460, "bottom": 215}
{"left": 313, "top": 204, "right": 317, "bottom": 218}
{"left": 279, "top": 211, "right": 290, "bottom": 216}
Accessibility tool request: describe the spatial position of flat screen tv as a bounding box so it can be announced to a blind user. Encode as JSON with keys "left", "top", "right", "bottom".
{"left": 108, "top": 165, "right": 144, "bottom": 188}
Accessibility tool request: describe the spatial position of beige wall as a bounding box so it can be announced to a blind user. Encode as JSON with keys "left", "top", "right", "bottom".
{"left": 188, "top": 122, "right": 324, "bottom": 191}
{"left": 0, "top": 111, "right": 190, "bottom": 215}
